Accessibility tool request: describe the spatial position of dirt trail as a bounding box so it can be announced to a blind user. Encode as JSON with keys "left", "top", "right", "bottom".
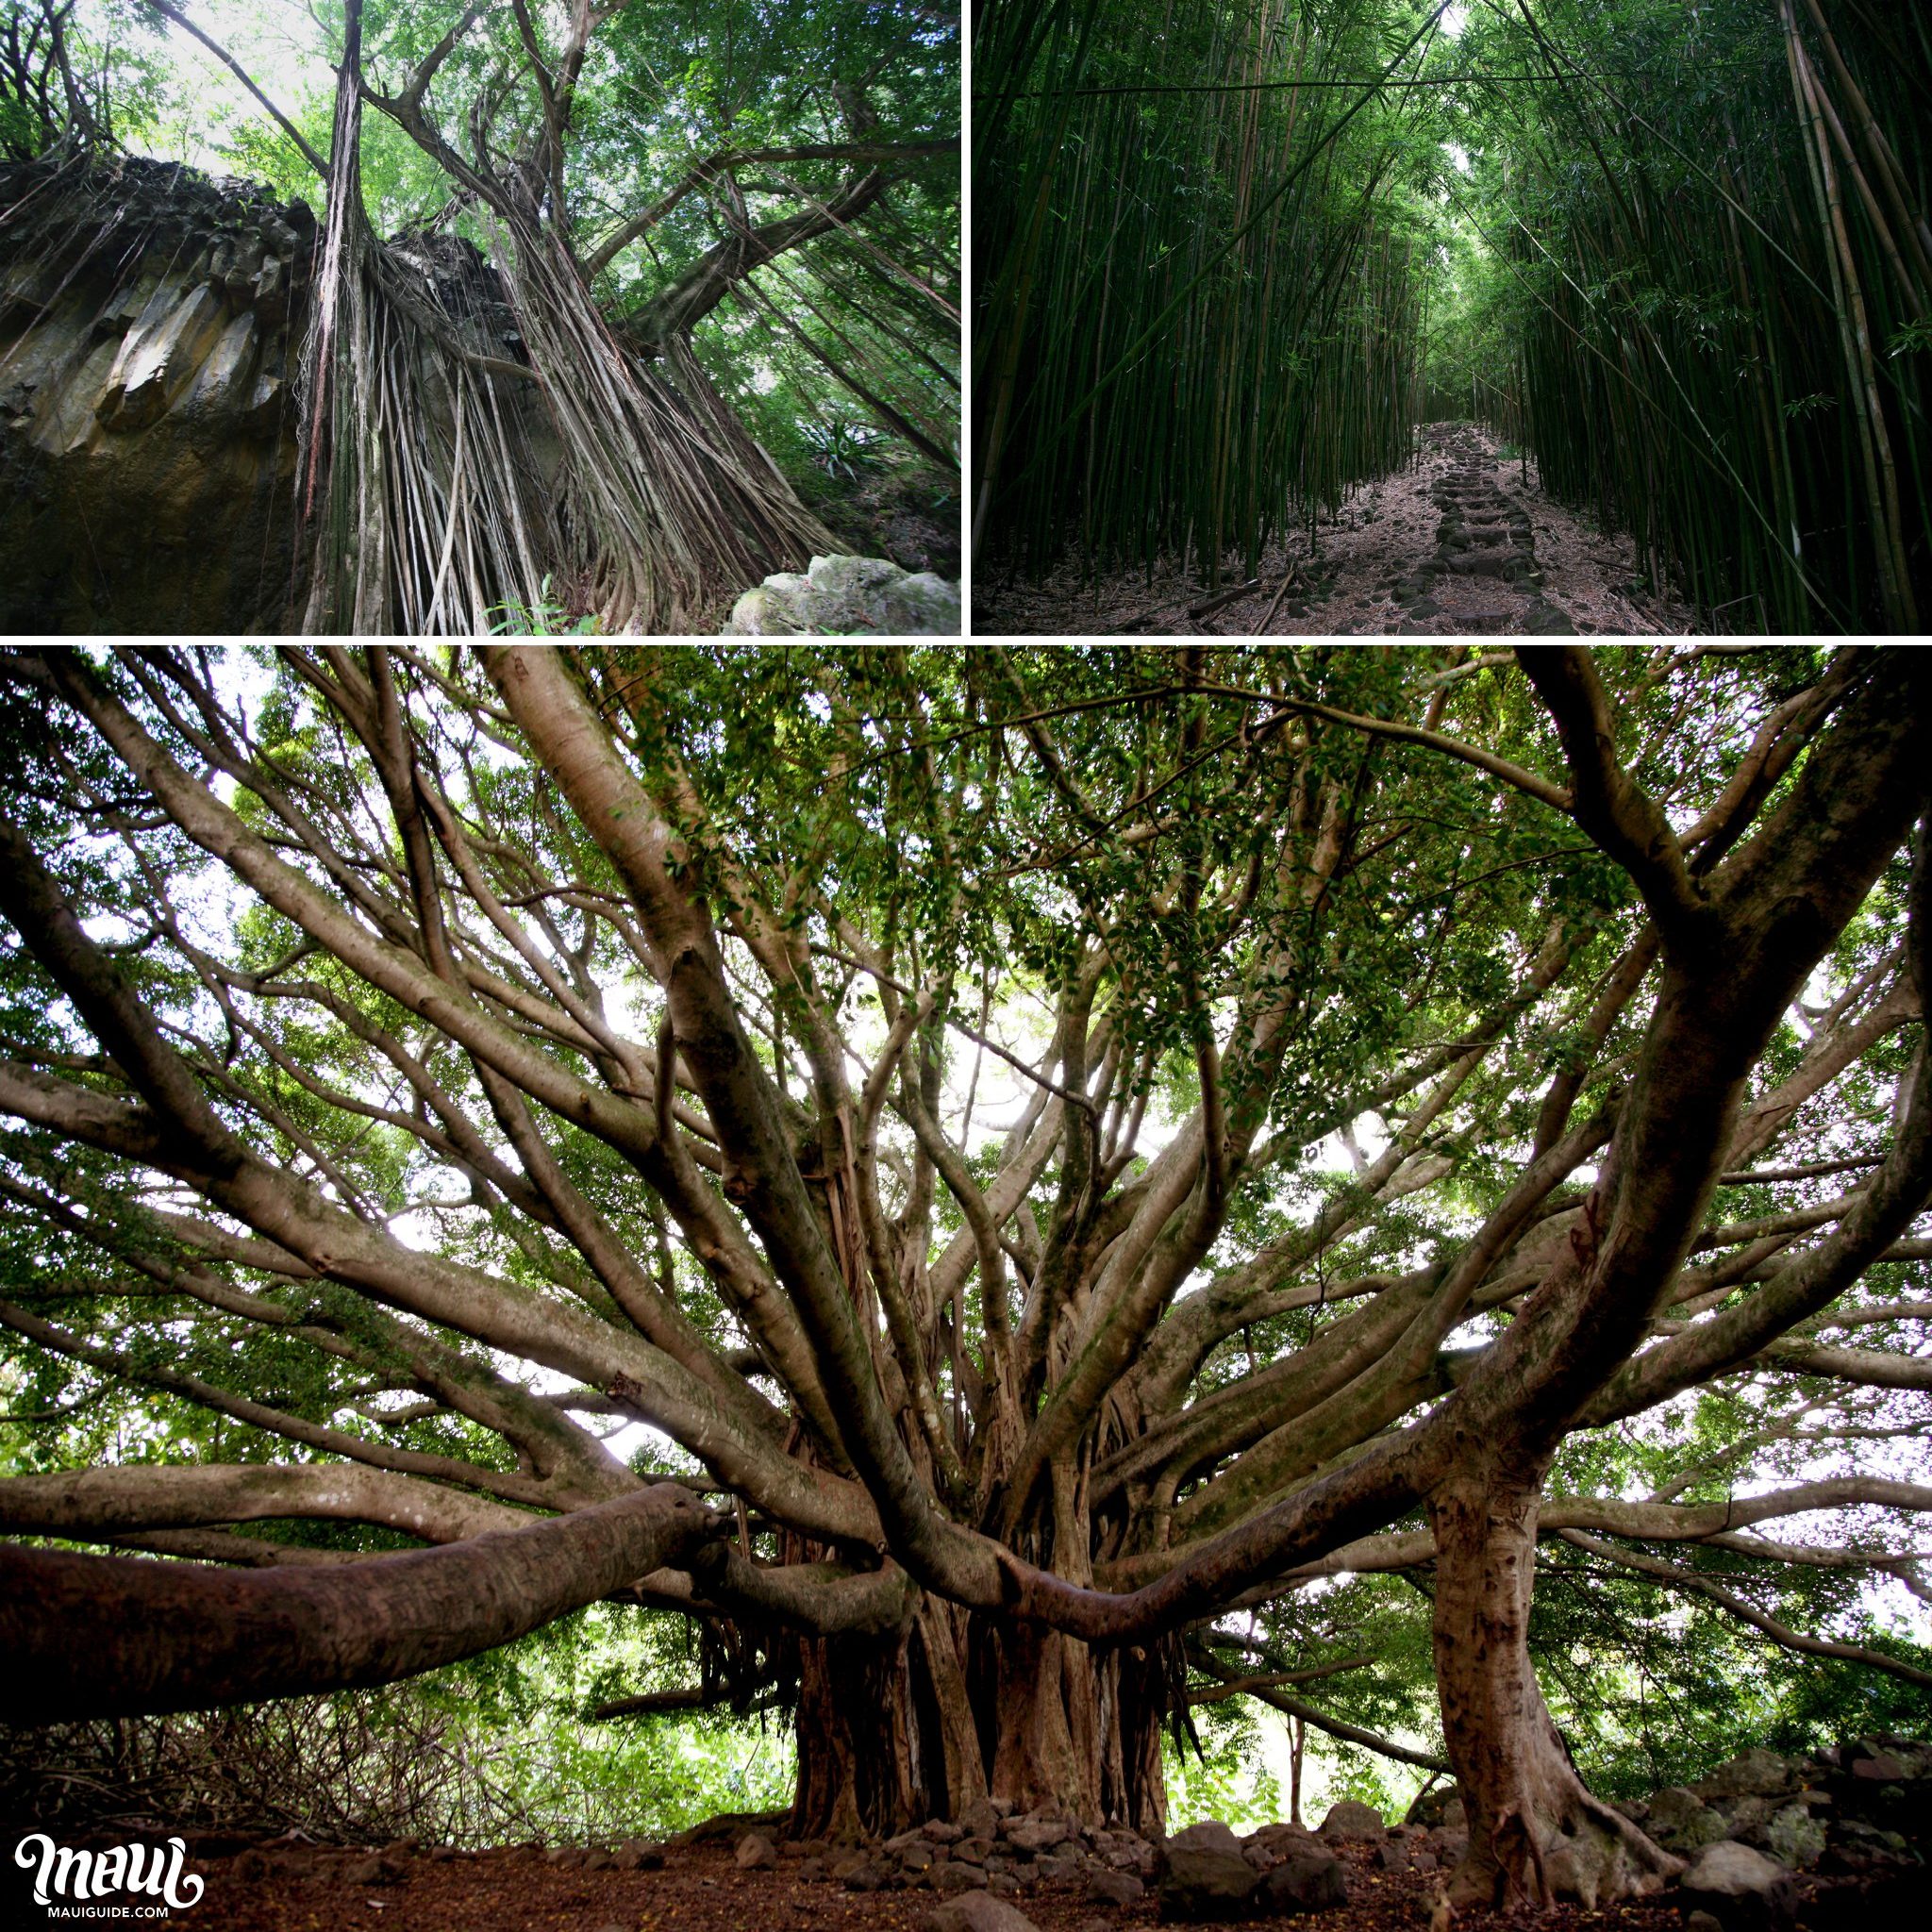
{"left": 97, "top": 1832, "right": 1634, "bottom": 1931}
{"left": 974, "top": 422, "right": 1698, "bottom": 637}
{"left": 134, "top": 1831, "right": 1909, "bottom": 1932}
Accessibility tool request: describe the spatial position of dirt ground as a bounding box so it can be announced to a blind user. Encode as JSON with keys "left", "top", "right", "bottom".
{"left": 45, "top": 1832, "right": 1899, "bottom": 1932}
{"left": 974, "top": 424, "right": 1699, "bottom": 639}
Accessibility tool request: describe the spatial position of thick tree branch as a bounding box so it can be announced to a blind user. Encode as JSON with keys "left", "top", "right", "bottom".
{"left": 584, "top": 140, "right": 958, "bottom": 281}
{"left": 0, "top": 1483, "right": 727, "bottom": 1721}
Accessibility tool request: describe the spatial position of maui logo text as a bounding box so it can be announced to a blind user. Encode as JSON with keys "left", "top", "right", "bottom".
{"left": 13, "top": 1835, "right": 205, "bottom": 1910}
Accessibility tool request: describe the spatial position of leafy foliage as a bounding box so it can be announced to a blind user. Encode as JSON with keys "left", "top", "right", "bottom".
{"left": 0, "top": 644, "right": 1924, "bottom": 1837}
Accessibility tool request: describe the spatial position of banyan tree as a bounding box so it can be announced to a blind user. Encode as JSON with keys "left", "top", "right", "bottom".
{"left": 1, "top": 646, "right": 1928, "bottom": 1912}
{"left": 0, "top": 1, "right": 960, "bottom": 633}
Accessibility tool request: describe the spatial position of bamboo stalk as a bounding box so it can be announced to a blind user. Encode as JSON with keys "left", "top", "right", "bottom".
{"left": 1783, "top": 0, "right": 1918, "bottom": 632}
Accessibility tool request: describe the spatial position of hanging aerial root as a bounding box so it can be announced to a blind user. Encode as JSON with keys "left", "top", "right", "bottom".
{"left": 481, "top": 216, "right": 832, "bottom": 633}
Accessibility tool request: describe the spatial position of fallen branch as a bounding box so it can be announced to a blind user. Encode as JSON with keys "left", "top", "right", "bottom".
{"left": 1120, "top": 576, "right": 1264, "bottom": 634}
{"left": 1188, "top": 576, "right": 1264, "bottom": 618}
{"left": 1258, "top": 564, "right": 1301, "bottom": 632}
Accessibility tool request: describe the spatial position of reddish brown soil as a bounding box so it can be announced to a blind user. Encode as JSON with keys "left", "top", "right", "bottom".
{"left": 115, "top": 1837, "right": 1707, "bottom": 1932}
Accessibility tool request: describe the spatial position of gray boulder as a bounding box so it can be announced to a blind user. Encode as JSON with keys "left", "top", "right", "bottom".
{"left": 1694, "top": 1749, "right": 1797, "bottom": 1801}
{"left": 1678, "top": 1840, "right": 1797, "bottom": 1932}
{"left": 920, "top": 1891, "right": 1042, "bottom": 1932}
{"left": 1405, "top": 1784, "right": 1464, "bottom": 1828}
{"left": 1158, "top": 1823, "right": 1260, "bottom": 1922}
{"left": 1245, "top": 1823, "right": 1324, "bottom": 1865}
{"left": 1764, "top": 1806, "right": 1826, "bottom": 1869}
{"left": 1645, "top": 1786, "right": 1730, "bottom": 1852}
{"left": 1004, "top": 1813, "right": 1072, "bottom": 1854}
{"left": 723, "top": 553, "right": 960, "bottom": 635}
{"left": 1316, "top": 1800, "right": 1386, "bottom": 1842}
{"left": 1168, "top": 1821, "right": 1243, "bottom": 1855}
{"left": 1257, "top": 1849, "right": 1349, "bottom": 1915}
{"left": 1084, "top": 1866, "right": 1145, "bottom": 1906}
{"left": 934, "top": 1861, "right": 991, "bottom": 1893}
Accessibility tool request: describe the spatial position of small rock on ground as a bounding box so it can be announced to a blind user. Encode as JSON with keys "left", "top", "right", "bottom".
{"left": 920, "top": 1889, "right": 1042, "bottom": 1931}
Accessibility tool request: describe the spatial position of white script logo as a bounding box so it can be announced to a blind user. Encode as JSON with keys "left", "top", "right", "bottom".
{"left": 13, "top": 1834, "right": 205, "bottom": 1909}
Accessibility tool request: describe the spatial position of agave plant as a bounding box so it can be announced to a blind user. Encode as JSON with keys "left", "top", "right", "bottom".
{"left": 801, "top": 414, "right": 885, "bottom": 482}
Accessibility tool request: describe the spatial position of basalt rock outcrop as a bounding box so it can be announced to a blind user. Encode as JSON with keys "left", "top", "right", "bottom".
{"left": 0, "top": 152, "right": 547, "bottom": 634}
{"left": 0, "top": 152, "right": 319, "bottom": 632}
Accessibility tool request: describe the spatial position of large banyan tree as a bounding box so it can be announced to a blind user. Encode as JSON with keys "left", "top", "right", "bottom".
{"left": 0, "top": 645, "right": 1928, "bottom": 1909}
{"left": 0, "top": 1, "right": 959, "bottom": 632}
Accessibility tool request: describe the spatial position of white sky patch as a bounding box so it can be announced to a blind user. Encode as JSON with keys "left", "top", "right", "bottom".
{"left": 82, "top": 0, "right": 332, "bottom": 175}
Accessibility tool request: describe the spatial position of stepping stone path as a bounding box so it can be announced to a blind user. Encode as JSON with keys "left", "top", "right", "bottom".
{"left": 975, "top": 419, "right": 1697, "bottom": 635}
{"left": 1389, "top": 424, "right": 1574, "bottom": 635}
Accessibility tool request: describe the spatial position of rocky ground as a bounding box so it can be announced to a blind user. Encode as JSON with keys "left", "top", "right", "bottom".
{"left": 17, "top": 1737, "right": 1924, "bottom": 1930}
{"left": 817, "top": 463, "right": 962, "bottom": 584}
{"left": 974, "top": 424, "right": 1699, "bottom": 638}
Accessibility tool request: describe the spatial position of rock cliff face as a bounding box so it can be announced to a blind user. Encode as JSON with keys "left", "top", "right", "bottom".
{"left": 1, "top": 153, "right": 931, "bottom": 635}
{"left": 0, "top": 153, "right": 319, "bottom": 633}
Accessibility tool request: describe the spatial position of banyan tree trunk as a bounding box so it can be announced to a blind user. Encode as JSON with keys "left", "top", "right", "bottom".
{"left": 787, "top": 1595, "right": 1169, "bottom": 1841}
{"left": 1429, "top": 1465, "right": 1679, "bottom": 1908}
{"left": 790, "top": 1604, "right": 984, "bottom": 1842}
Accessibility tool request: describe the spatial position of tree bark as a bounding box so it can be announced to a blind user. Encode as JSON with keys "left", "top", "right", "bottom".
{"left": 980, "top": 1613, "right": 1103, "bottom": 1816}
{"left": 1429, "top": 1466, "right": 1678, "bottom": 1908}
{"left": 0, "top": 1484, "right": 725, "bottom": 1723}
{"left": 787, "top": 1592, "right": 1167, "bottom": 1838}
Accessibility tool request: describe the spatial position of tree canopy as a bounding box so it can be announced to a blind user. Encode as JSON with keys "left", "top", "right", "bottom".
{"left": 0, "top": 644, "right": 1926, "bottom": 1907}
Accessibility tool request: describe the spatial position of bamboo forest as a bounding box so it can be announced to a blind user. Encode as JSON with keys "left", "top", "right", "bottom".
{"left": 974, "top": 0, "right": 1931, "bottom": 639}
{"left": 0, "top": 2, "right": 960, "bottom": 635}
